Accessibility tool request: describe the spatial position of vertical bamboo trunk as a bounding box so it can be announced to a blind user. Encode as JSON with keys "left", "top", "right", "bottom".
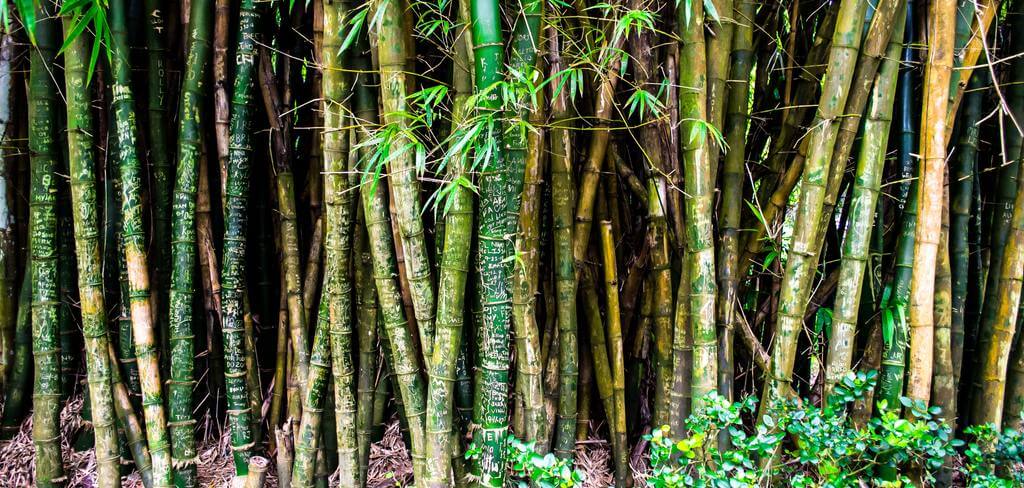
{"left": 824, "top": 9, "right": 904, "bottom": 399}
{"left": 143, "top": 0, "right": 172, "bottom": 376}
{"left": 375, "top": 0, "right": 436, "bottom": 358}
{"left": 31, "top": 5, "right": 64, "bottom": 483}
{"left": 716, "top": 0, "right": 755, "bottom": 417}
{"left": 321, "top": 1, "right": 357, "bottom": 483}
{"left": 108, "top": 343, "right": 154, "bottom": 488}
{"left": 292, "top": 300, "right": 333, "bottom": 487}
{"left": 352, "top": 43, "right": 427, "bottom": 478}
{"left": 219, "top": 0, "right": 260, "bottom": 475}
{"left": 1, "top": 273, "right": 30, "bottom": 436}
{"left": 599, "top": 222, "right": 628, "bottom": 487}
{"left": 762, "top": 0, "right": 867, "bottom": 413}
{"left": 166, "top": 0, "right": 213, "bottom": 485}
{"left": 933, "top": 190, "right": 955, "bottom": 422}
{"left": 705, "top": 0, "right": 733, "bottom": 173}
{"left": 952, "top": 72, "right": 985, "bottom": 401}
{"left": 878, "top": 2, "right": 918, "bottom": 409}
{"left": 423, "top": 0, "right": 475, "bottom": 484}
{"left": 678, "top": 0, "right": 717, "bottom": 410}
{"left": 548, "top": 29, "right": 579, "bottom": 462}
{"left": 906, "top": 0, "right": 955, "bottom": 405}
{"left": 508, "top": 0, "right": 546, "bottom": 455}
{"left": 58, "top": 8, "right": 125, "bottom": 488}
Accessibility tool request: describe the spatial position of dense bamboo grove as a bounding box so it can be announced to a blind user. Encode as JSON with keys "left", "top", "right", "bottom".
{"left": 2, "top": 0, "right": 1024, "bottom": 485}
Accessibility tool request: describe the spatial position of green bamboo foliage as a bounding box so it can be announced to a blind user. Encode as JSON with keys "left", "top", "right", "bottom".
{"left": 678, "top": 0, "right": 717, "bottom": 411}
{"left": 548, "top": 30, "right": 579, "bottom": 462}
{"left": 375, "top": 0, "right": 436, "bottom": 358}
{"left": 59, "top": 7, "right": 124, "bottom": 488}
{"left": 424, "top": 2, "right": 475, "bottom": 485}
{"left": 763, "top": 0, "right": 867, "bottom": 411}
{"left": 31, "top": 4, "right": 63, "bottom": 483}
{"left": 906, "top": 0, "right": 955, "bottom": 405}
{"left": 321, "top": 1, "right": 357, "bottom": 483}
{"left": 219, "top": 0, "right": 259, "bottom": 475}
{"left": 824, "top": 10, "right": 904, "bottom": 399}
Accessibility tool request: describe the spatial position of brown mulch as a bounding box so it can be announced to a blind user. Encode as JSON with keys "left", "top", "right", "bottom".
{"left": 0, "top": 401, "right": 617, "bottom": 487}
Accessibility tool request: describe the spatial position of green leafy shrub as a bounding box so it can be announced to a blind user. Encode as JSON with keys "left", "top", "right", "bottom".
{"left": 645, "top": 371, "right": 1021, "bottom": 487}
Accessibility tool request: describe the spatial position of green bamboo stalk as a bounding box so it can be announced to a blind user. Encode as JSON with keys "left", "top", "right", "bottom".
{"left": 109, "top": 0, "right": 178, "bottom": 485}
{"left": 821, "top": 0, "right": 901, "bottom": 236}
{"left": 716, "top": 0, "right": 755, "bottom": 416}
{"left": 353, "top": 49, "right": 427, "bottom": 479}
{"left": 1, "top": 272, "right": 29, "bottom": 436}
{"left": 905, "top": 0, "right": 955, "bottom": 405}
{"left": 678, "top": 0, "right": 717, "bottom": 410}
{"left": 508, "top": 0, "right": 546, "bottom": 455}
{"left": 424, "top": 1, "right": 475, "bottom": 484}
{"left": 143, "top": 0, "right": 172, "bottom": 375}
{"left": 31, "top": 3, "right": 63, "bottom": 480}
{"left": 599, "top": 221, "right": 627, "bottom": 487}
{"left": 762, "top": 0, "right": 868, "bottom": 415}
{"left": 548, "top": 29, "right": 579, "bottom": 462}
{"left": 972, "top": 4, "right": 1024, "bottom": 423}
{"left": 59, "top": 8, "right": 124, "bottom": 487}
{"left": 877, "top": 2, "right": 917, "bottom": 409}
{"left": 166, "top": 0, "right": 213, "bottom": 484}
{"left": 108, "top": 343, "right": 154, "bottom": 488}
{"left": 293, "top": 299, "right": 333, "bottom": 487}
{"left": 219, "top": 0, "right": 259, "bottom": 475}
{"left": 375, "top": 0, "right": 436, "bottom": 358}
{"left": 823, "top": 10, "right": 904, "bottom": 399}
{"left": 354, "top": 206, "right": 378, "bottom": 486}
{"left": 321, "top": 2, "right": 357, "bottom": 483}
{"left": 952, "top": 72, "right": 985, "bottom": 396}
{"left": 705, "top": 0, "right": 733, "bottom": 173}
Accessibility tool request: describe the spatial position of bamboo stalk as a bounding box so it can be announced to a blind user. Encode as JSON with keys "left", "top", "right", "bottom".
{"left": 762, "top": 0, "right": 867, "bottom": 416}
{"left": 219, "top": 0, "right": 260, "bottom": 475}
{"left": 548, "top": 28, "right": 579, "bottom": 462}
{"left": 823, "top": 9, "right": 904, "bottom": 400}
{"left": 906, "top": 0, "right": 955, "bottom": 406}
{"left": 59, "top": 6, "right": 125, "bottom": 487}
{"left": 32, "top": 4, "right": 64, "bottom": 482}
{"left": 678, "top": 0, "right": 717, "bottom": 411}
